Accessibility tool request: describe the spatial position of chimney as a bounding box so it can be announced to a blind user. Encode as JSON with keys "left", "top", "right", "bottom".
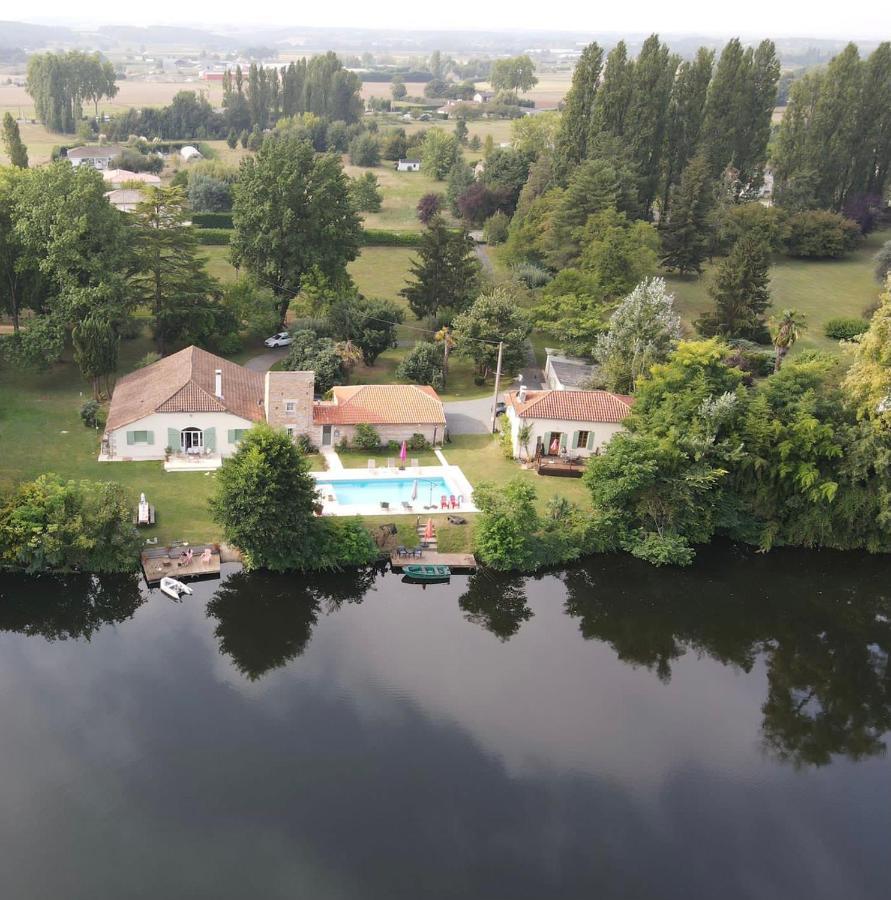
{"left": 518, "top": 384, "right": 527, "bottom": 403}
{"left": 214, "top": 368, "right": 222, "bottom": 399}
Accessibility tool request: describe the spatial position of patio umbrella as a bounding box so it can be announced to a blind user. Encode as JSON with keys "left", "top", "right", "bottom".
{"left": 424, "top": 518, "right": 434, "bottom": 541}
{"left": 399, "top": 440, "right": 408, "bottom": 464}
{"left": 411, "top": 479, "right": 418, "bottom": 501}
{"left": 549, "top": 436, "right": 560, "bottom": 455}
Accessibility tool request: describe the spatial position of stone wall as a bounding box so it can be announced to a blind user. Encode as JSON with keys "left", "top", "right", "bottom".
{"left": 264, "top": 371, "right": 314, "bottom": 437}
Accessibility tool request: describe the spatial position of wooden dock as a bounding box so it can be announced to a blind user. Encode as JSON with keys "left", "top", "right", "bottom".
{"left": 140, "top": 546, "right": 221, "bottom": 585}
{"left": 390, "top": 551, "right": 477, "bottom": 572}
{"left": 535, "top": 457, "right": 585, "bottom": 478}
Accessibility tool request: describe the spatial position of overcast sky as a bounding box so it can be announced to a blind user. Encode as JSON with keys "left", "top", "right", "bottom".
{"left": 22, "top": 2, "right": 891, "bottom": 41}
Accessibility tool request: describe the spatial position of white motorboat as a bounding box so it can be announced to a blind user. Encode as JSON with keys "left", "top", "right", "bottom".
{"left": 159, "top": 576, "right": 193, "bottom": 601}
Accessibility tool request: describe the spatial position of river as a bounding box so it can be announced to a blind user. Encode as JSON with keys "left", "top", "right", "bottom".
{"left": 0, "top": 544, "right": 888, "bottom": 899}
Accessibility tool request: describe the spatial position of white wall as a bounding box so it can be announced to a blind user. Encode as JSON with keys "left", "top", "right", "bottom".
{"left": 506, "top": 407, "right": 624, "bottom": 459}
{"left": 105, "top": 411, "right": 256, "bottom": 460}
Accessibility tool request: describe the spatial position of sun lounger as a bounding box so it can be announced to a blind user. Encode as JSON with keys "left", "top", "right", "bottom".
{"left": 401, "top": 501, "right": 412, "bottom": 511}
{"left": 380, "top": 501, "right": 390, "bottom": 510}
{"left": 368, "top": 459, "right": 376, "bottom": 473}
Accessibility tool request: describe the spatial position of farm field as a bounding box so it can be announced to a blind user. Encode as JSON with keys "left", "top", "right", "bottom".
{"left": 666, "top": 229, "right": 888, "bottom": 354}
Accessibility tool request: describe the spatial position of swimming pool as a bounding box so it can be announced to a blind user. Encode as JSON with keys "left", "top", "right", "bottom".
{"left": 314, "top": 475, "right": 455, "bottom": 507}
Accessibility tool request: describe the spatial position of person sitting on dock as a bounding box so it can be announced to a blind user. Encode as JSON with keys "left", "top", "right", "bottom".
{"left": 200, "top": 547, "right": 212, "bottom": 565}
{"left": 178, "top": 548, "right": 194, "bottom": 567}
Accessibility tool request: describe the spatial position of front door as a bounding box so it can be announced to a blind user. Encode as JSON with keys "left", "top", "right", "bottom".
{"left": 321, "top": 425, "right": 332, "bottom": 447}
{"left": 181, "top": 427, "right": 203, "bottom": 451}
{"left": 547, "top": 432, "right": 563, "bottom": 456}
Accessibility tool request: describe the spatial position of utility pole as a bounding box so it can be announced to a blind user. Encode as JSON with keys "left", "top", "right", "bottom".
{"left": 489, "top": 340, "right": 504, "bottom": 434}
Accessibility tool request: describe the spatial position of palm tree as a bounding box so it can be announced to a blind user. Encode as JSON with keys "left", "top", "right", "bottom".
{"left": 771, "top": 308, "right": 807, "bottom": 371}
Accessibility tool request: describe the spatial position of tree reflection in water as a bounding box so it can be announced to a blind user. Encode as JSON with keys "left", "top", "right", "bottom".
{"left": 206, "top": 566, "right": 379, "bottom": 680}
{"left": 0, "top": 573, "right": 144, "bottom": 641}
{"left": 458, "top": 570, "right": 533, "bottom": 641}
{"left": 561, "top": 546, "right": 891, "bottom": 767}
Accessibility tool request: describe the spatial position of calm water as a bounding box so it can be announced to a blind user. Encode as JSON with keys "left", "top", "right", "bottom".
{"left": 313, "top": 475, "right": 452, "bottom": 506}
{"left": 0, "top": 546, "right": 889, "bottom": 900}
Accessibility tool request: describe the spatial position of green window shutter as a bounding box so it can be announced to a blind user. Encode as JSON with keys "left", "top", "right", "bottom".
{"left": 167, "top": 428, "right": 180, "bottom": 451}
{"left": 559, "top": 433, "right": 568, "bottom": 451}
{"left": 126, "top": 431, "right": 135, "bottom": 445}
{"left": 145, "top": 430, "right": 155, "bottom": 445}
{"left": 571, "top": 431, "right": 579, "bottom": 449}
{"left": 204, "top": 427, "right": 216, "bottom": 451}
{"left": 587, "top": 431, "right": 596, "bottom": 451}
{"left": 227, "top": 429, "right": 235, "bottom": 444}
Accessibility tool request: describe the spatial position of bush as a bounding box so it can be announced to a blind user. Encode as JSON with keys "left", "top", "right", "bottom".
{"left": 294, "top": 434, "right": 317, "bottom": 455}
{"left": 511, "top": 261, "right": 552, "bottom": 288}
{"left": 407, "top": 433, "right": 430, "bottom": 451}
{"left": 499, "top": 417, "right": 514, "bottom": 459}
{"left": 395, "top": 341, "right": 444, "bottom": 388}
{"left": 349, "top": 133, "right": 380, "bottom": 167}
{"left": 195, "top": 228, "right": 231, "bottom": 245}
{"left": 80, "top": 399, "right": 101, "bottom": 428}
{"left": 483, "top": 210, "right": 510, "bottom": 244}
{"left": 353, "top": 423, "right": 382, "bottom": 450}
{"left": 416, "top": 192, "right": 444, "bottom": 224}
{"left": 135, "top": 352, "right": 162, "bottom": 369}
{"left": 361, "top": 229, "right": 424, "bottom": 246}
{"left": 783, "top": 210, "right": 862, "bottom": 258}
{"left": 191, "top": 211, "right": 234, "bottom": 228}
{"left": 188, "top": 173, "right": 232, "bottom": 212}
{"left": 119, "top": 315, "right": 145, "bottom": 340}
{"left": 824, "top": 317, "right": 869, "bottom": 340}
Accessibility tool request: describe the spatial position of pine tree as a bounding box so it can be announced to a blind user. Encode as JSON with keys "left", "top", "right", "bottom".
{"left": 400, "top": 218, "right": 480, "bottom": 320}
{"left": 698, "top": 235, "right": 771, "bottom": 339}
{"left": 130, "top": 186, "right": 219, "bottom": 353}
{"left": 660, "top": 154, "right": 714, "bottom": 274}
{"left": 1, "top": 113, "right": 28, "bottom": 168}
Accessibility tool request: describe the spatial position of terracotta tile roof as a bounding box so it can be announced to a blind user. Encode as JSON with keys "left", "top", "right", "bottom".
{"left": 506, "top": 389, "right": 633, "bottom": 423}
{"left": 106, "top": 346, "right": 265, "bottom": 431}
{"left": 314, "top": 384, "right": 446, "bottom": 426}
{"left": 67, "top": 144, "right": 122, "bottom": 159}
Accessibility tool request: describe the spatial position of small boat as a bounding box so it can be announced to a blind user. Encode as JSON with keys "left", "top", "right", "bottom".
{"left": 160, "top": 576, "right": 193, "bottom": 601}
{"left": 402, "top": 564, "right": 451, "bottom": 582}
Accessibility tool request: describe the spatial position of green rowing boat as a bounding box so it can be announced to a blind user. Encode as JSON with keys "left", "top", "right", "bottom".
{"left": 402, "top": 564, "right": 451, "bottom": 582}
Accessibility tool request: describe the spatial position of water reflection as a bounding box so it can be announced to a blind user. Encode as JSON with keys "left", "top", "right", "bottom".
{"left": 206, "top": 567, "right": 378, "bottom": 679}
{"left": 0, "top": 572, "right": 143, "bottom": 641}
{"left": 561, "top": 547, "right": 891, "bottom": 767}
{"left": 458, "top": 570, "right": 533, "bottom": 640}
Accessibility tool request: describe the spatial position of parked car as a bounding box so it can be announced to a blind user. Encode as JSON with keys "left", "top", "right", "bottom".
{"left": 493, "top": 401, "right": 506, "bottom": 417}
{"left": 264, "top": 332, "right": 292, "bottom": 348}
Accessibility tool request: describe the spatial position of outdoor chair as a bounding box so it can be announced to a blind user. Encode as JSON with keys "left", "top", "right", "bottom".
{"left": 380, "top": 501, "right": 390, "bottom": 511}
{"left": 449, "top": 495, "right": 458, "bottom": 509}
{"left": 396, "top": 545, "right": 407, "bottom": 557}
{"left": 401, "top": 501, "right": 412, "bottom": 511}
{"left": 440, "top": 495, "right": 449, "bottom": 509}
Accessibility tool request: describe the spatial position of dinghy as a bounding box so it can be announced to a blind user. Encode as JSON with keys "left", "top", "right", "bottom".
{"left": 160, "top": 576, "right": 193, "bottom": 601}
{"left": 402, "top": 564, "right": 451, "bottom": 583}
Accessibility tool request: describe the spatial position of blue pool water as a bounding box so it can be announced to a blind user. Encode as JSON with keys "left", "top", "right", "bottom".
{"left": 316, "top": 476, "right": 454, "bottom": 507}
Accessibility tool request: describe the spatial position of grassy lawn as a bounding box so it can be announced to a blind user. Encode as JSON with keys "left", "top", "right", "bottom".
{"left": 666, "top": 229, "right": 888, "bottom": 354}
{"left": 348, "top": 246, "right": 415, "bottom": 303}
{"left": 342, "top": 159, "right": 448, "bottom": 231}
{"left": 334, "top": 448, "right": 440, "bottom": 468}
{"left": 199, "top": 245, "right": 239, "bottom": 283}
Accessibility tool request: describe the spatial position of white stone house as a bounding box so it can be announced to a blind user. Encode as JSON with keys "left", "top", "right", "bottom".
{"left": 66, "top": 144, "right": 122, "bottom": 170}
{"left": 101, "top": 346, "right": 447, "bottom": 465}
{"left": 473, "top": 91, "right": 494, "bottom": 104}
{"left": 544, "top": 349, "right": 599, "bottom": 391}
{"left": 105, "top": 188, "right": 145, "bottom": 212}
{"left": 504, "top": 387, "right": 633, "bottom": 460}
{"left": 396, "top": 158, "right": 421, "bottom": 172}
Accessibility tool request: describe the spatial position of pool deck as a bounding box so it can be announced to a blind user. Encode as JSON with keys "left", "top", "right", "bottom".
{"left": 390, "top": 551, "right": 478, "bottom": 572}
{"left": 310, "top": 464, "right": 477, "bottom": 517}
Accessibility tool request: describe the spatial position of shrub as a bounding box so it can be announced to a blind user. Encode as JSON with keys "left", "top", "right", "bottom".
{"left": 483, "top": 210, "right": 510, "bottom": 244}
{"left": 407, "top": 433, "right": 430, "bottom": 451}
{"left": 294, "top": 434, "right": 317, "bottom": 455}
{"left": 80, "top": 399, "right": 101, "bottom": 428}
{"left": 191, "top": 212, "right": 234, "bottom": 228}
{"left": 195, "top": 228, "right": 231, "bottom": 245}
{"left": 353, "top": 423, "right": 381, "bottom": 450}
{"left": 511, "top": 261, "right": 552, "bottom": 288}
{"left": 417, "top": 192, "right": 444, "bottom": 224}
{"left": 395, "top": 341, "right": 444, "bottom": 388}
{"left": 824, "top": 317, "right": 869, "bottom": 340}
{"left": 498, "top": 417, "right": 514, "bottom": 459}
{"left": 119, "top": 315, "right": 145, "bottom": 340}
{"left": 783, "top": 210, "right": 862, "bottom": 258}
{"left": 361, "top": 229, "right": 425, "bottom": 247}
{"left": 135, "top": 352, "right": 161, "bottom": 369}
{"left": 188, "top": 173, "right": 232, "bottom": 212}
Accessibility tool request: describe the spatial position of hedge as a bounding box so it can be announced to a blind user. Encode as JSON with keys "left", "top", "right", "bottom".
{"left": 195, "top": 228, "right": 231, "bottom": 245}
{"left": 824, "top": 317, "right": 870, "bottom": 340}
{"left": 361, "top": 229, "right": 425, "bottom": 247}
{"left": 192, "top": 212, "right": 234, "bottom": 229}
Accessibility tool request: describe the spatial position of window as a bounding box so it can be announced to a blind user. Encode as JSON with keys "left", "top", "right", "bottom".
{"left": 126, "top": 430, "right": 154, "bottom": 445}
{"left": 285, "top": 401, "right": 296, "bottom": 413}
{"left": 286, "top": 426, "right": 295, "bottom": 438}
{"left": 577, "top": 430, "right": 589, "bottom": 449}
{"left": 228, "top": 429, "right": 247, "bottom": 444}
